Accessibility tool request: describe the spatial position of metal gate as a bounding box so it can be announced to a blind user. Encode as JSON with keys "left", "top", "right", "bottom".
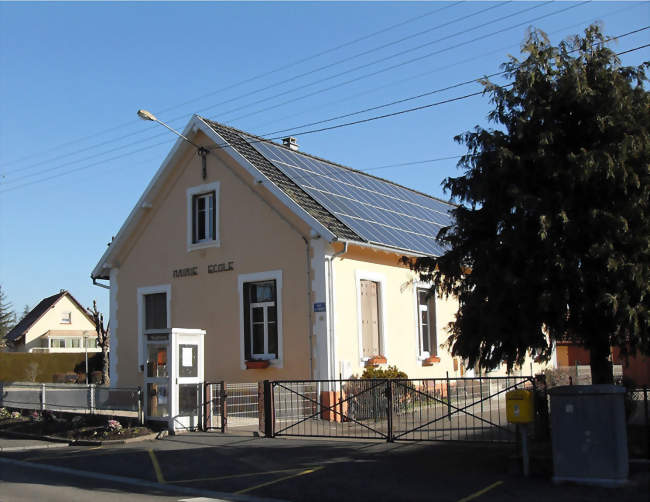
{"left": 268, "top": 376, "right": 535, "bottom": 442}
{"left": 204, "top": 381, "right": 260, "bottom": 431}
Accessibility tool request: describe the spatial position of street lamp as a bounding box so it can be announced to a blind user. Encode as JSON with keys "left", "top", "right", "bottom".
{"left": 137, "top": 109, "right": 209, "bottom": 179}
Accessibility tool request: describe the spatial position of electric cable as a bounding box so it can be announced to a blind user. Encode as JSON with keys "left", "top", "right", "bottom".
{"left": 1, "top": 40, "right": 647, "bottom": 194}
{"left": 0, "top": 2, "right": 462, "bottom": 170}
{"left": 0, "top": 1, "right": 553, "bottom": 176}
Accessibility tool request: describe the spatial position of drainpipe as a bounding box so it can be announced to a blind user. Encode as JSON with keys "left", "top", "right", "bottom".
{"left": 326, "top": 242, "right": 348, "bottom": 382}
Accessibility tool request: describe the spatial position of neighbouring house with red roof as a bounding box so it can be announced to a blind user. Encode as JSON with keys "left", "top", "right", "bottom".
{"left": 5, "top": 290, "right": 99, "bottom": 354}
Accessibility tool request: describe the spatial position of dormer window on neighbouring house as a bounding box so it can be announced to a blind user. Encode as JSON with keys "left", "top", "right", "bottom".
{"left": 187, "top": 182, "right": 220, "bottom": 251}
{"left": 61, "top": 312, "right": 71, "bottom": 324}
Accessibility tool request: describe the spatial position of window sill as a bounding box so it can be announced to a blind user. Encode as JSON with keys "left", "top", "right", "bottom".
{"left": 187, "top": 240, "right": 220, "bottom": 253}
{"left": 364, "top": 355, "right": 387, "bottom": 368}
{"left": 422, "top": 356, "right": 440, "bottom": 366}
{"left": 245, "top": 360, "right": 271, "bottom": 369}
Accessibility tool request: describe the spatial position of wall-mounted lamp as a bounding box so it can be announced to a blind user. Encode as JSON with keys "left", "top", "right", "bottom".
{"left": 137, "top": 109, "right": 209, "bottom": 179}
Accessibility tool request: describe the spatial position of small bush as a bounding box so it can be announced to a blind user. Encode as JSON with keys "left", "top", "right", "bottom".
{"left": 361, "top": 365, "right": 408, "bottom": 379}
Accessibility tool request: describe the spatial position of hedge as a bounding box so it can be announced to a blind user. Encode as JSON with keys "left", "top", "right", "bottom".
{"left": 0, "top": 352, "right": 95, "bottom": 383}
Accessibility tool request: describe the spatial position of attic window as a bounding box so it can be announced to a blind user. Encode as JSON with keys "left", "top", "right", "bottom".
{"left": 61, "top": 312, "right": 71, "bottom": 324}
{"left": 186, "top": 182, "right": 220, "bottom": 251}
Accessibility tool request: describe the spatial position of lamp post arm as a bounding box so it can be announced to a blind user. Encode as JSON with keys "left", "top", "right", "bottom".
{"left": 153, "top": 119, "right": 201, "bottom": 150}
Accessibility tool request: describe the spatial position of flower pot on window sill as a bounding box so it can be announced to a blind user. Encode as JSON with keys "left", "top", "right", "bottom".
{"left": 364, "top": 355, "right": 387, "bottom": 368}
{"left": 245, "top": 359, "right": 270, "bottom": 370}
{"left": 422, "top": 356, "right": 441, "bottom": 367}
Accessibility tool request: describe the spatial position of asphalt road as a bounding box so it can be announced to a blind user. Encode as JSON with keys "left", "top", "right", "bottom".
{"left": 1, "top": 432, "right": 648, "bottom": 502}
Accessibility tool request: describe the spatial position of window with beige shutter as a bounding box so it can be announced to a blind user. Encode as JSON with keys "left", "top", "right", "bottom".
{"left": 360, "top": 279, "right": 381, "bottom": 358}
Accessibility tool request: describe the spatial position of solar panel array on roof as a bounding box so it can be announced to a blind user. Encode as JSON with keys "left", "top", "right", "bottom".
{"left": 244, "top": 137, "right": 454, "bottom": 256}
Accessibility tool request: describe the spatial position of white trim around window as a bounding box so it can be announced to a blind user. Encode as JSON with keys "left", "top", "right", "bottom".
{"left": 186, "top": 181, "right": 220, "bottom": 252}
{"left": 413, "top": 280, "right": 438, "bottom": 361}
{"left": 355, "top": 270, "right": 388, "bottom": 364}
{"left": 238, "top": 270, "right": 283, "bottom": 369}
{"left": 137, "top": 284, "right": 171, "bottom": 370}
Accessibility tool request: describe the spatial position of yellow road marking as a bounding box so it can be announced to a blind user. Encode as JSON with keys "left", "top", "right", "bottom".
{"left": 234, "top": 466, "right": 324, "bottom": 495}
{"left": 148, "top": 449, "right": 165, "bottom": 484}
{"left": 174, "top": 467, "right": 310, "bottom": 484}
{"left": 456, "top": 480, "right": 504, "bottom": 502}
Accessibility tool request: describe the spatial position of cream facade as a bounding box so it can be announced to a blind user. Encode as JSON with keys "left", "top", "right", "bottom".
{"left": 7, "top": 291, "right": 99, "bottom": 353}
{"left": 92, "top": 116, "right": 547, "bottom": 397}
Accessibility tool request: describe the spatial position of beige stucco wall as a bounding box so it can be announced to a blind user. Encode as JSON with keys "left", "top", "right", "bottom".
{"left": 22, "top": 295, "right": 95, "bottom": 352}
{"left": 111, "top": 132, "right": 314, "bottom": 387}
{"left": 331, "top": 245, "right": 549, "bottom": 379}
{"left": 331, "top": 245, "right": 459, "bottom": 379}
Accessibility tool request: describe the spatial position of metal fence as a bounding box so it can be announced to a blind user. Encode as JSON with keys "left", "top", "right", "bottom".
{"left": 0, "top": 381, "right": 141, "bottom": 419}
{"left": 268, "top": 376, "right": 535, "bottom": 443}
{"left": 205, "top": 382, "right": 259, "bottom": 431}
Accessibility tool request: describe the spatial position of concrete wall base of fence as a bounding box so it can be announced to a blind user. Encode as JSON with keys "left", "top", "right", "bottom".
{"left": 320, "top": 391, "right": 348, "bottom": 422}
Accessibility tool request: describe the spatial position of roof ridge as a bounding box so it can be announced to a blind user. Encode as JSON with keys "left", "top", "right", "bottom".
{"left": 199, "top": 117, "right": 457, "bottom": 208}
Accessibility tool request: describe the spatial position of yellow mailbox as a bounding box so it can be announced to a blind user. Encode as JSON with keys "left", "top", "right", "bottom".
{"left": 506, "top": 389, "right": 534, "bottom": 423}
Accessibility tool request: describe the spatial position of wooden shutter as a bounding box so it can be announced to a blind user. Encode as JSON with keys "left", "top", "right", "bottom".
{"left": 360, "top": 280, "right": 380, "bottom": 357}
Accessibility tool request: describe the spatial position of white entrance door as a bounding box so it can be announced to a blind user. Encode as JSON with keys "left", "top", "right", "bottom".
{"left": 170, "top": 329, "right": 204, "bottom": 431}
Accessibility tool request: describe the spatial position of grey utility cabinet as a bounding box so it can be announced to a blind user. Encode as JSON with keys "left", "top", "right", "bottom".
{"left": 549, "top": 384, "right": 628, "bottom": 486}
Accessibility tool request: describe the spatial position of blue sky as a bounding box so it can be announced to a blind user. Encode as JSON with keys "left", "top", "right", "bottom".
{"left": 1, "top": 1, "right": 648, "bottom": 318}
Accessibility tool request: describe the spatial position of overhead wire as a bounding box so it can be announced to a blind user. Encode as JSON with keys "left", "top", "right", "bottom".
{"left": 0, "top": 2, "right": 462, "bottom": 171}
{"left": 221, "top": 1, "right": 559, "bottom": 124}
{"left": 3, "top": 40, "right": 648, "bottom": 195}
{"left": 0, "top": 1, "right": 552, "bottom": 177}
{"left": 250, "top": 2, "right": 647, "bottom": 133}
{"left": 1, "top": 37, "right": 647, "bottom": 194}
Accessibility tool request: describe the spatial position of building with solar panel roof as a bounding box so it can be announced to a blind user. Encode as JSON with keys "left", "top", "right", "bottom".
{"left": 91, "top": 115, "right": 548, "bottom": 429}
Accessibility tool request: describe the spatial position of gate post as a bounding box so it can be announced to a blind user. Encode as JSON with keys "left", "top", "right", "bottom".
{"left": 220, "top": 380, "right": 227, "bottom": 433}
{"left": 386, "top": 380, "right": 393, "bottom": 442}
{"left": 203, "top": 383, "right": 209, "bottom": 431}
{"left": 446, "top": 371, "right": 452, "bottom": 421}
{"left": 263, "top": 380, "right": 274, "bottom": 438}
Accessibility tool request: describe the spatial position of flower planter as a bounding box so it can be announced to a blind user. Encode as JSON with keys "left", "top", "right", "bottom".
{"left": 245, "top": 360, "right": 270, "bottom": 369}
{"left": 364, "top": 355, "right": 387, "bottom": 368}
{"left": 422, "top": 356, "right": 441, "bottom": 367}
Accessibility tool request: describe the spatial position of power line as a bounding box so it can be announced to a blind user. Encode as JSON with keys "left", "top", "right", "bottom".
{"left": 216, "top": 1, "right": 587, "bottom": 125}
{"left": 2, "top": 40, "right": 648, "bottom": 194}
{"left": 250, "top": 2, "right": 645, "bottom": 133}
{"left": 0, "top": 1, "right": 547, "bottom": 177}
{"left": 262, "top": 24, "right": 649, "bottom": 137}
{"left": 0, "top": 3, "right": 460, "bottom": 170}
{"left": 214, "top": 1, "right": 557, "bottom": 123}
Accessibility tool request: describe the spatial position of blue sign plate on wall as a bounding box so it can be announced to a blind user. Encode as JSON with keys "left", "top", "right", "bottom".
{"left": 313, "top": 302, "right": 326, "bottom": 312}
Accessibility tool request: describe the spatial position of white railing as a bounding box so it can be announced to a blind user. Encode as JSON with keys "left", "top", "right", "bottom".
{"left": 0, "top": 381, "right": 142, "bottom": 420}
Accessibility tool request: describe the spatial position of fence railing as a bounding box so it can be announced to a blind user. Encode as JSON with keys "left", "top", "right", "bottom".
{"left": 0, "top": 381, "right": 142, "bottom": 420}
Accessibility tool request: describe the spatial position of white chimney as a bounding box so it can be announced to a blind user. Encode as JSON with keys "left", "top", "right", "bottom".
{"left": 282, "top": 136, "right": 299, "bottom": 151}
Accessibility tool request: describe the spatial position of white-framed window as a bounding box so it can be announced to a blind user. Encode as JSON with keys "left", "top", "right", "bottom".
{"left": 355, "top": 270, "right": 388, "bottom": 362}
{"left": 50, "top": 338, "right": 65, "bottom": 349}
{"left": 186, "top": 182, "right": 220, "bottom": 251}
{"left": 417, "top": 288, "right": 437, "bottom": 358}
{"left": 137, "top": 285, "right": 171, "bottom": 370}
{"left": 238, "top": 270, "right": 283, "bottom": 368}
{"left": 69, "top": 337, "right": 81, "bottom": 348}
{"left": 61, "top": 312, "right": 71, "bottom": 324}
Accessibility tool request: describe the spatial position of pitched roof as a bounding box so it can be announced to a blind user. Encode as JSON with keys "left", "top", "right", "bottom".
{"left": 6, "top": 291, "right": 94, "bottom": 343}
{"left": 201, "top": 118, "right": 454, "bottom": 256}
{"left": 202, "top": 119, "right": 359, "bottom": 241}
{"left": 92, "top": 115, "right": 454, "bottom": 279}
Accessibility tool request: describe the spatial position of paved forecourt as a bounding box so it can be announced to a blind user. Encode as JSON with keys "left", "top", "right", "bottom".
{"left": 1, "top": 432, "right": 648, "bottom": 501}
